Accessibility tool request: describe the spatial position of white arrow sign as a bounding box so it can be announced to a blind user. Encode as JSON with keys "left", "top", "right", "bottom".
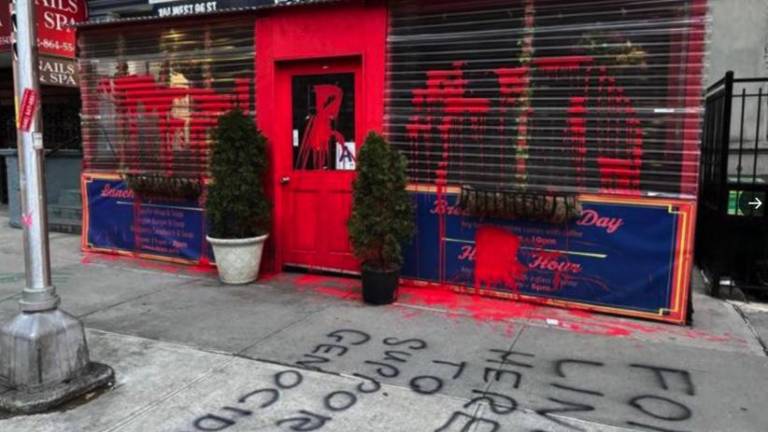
{"left": 749, "top": 197, "right": 762, "bottom": 209}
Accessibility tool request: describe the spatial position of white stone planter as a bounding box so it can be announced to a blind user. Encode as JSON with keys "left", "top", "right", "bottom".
{"left": 206, "top": 234, "right": 268, "bottom": 284}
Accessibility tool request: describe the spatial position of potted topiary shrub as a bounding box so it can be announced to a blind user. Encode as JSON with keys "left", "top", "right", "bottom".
{"left": 348, "top": 132, "right": 415, "bottom": 304}
{"left": 205, "top": 109, "right": 271, "bottom": 284}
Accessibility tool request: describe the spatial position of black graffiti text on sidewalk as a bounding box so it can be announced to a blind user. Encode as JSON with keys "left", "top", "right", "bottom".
{"left": 180, "top": 327, "right": 698, "bottom": 432}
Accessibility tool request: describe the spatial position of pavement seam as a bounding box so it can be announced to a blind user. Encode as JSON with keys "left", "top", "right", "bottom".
{"left": 495, "top": 324, "right": 635, "bottom": 432}
{"left": 87, "top": 328, "right": 236, "bottom": 357}
{"left": 84, "top": 261, "right": 213, "bottom": 282}
{"left": 0, "top": 293, "right": 20, "bottom": 304}
{"left": 731, "top": 303, "right": 768, "bottom": 357}
{"left": 233, "top": 302, "right": 338, "bottom": 357}
{"left": 104, "top": 356, "right": 239, "bottom": 432}
{"left": 91, "top": 328, "right": 481, "bottom": 432}
{"left": 75, "top": 289, "right": 170, "bottom": 321}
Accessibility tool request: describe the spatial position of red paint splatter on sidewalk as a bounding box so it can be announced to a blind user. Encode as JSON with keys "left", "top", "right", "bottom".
{"left": 80, "top": 251, "right": 216, "bottom": 277}
{"left": 293, "top": 274, "right": 361, "bottom": 301}
{"left": 240, "top": 271, "right": 749, "bottom": 346}
{"left": 399, "top": 283, "right": 539, "bottom": 322}
{"left": 295, "top": 274, "right": 331, "bottom": 286}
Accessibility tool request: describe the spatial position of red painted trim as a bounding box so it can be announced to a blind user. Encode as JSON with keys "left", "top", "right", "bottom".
{"left": 255, "top": 1, "right": 387, "bottom": 273}
{"left": 80, "top": 173, "right": 90, "bottom": 252}
{"left": 672, "top": 0, "right": 708, "bottom": 323}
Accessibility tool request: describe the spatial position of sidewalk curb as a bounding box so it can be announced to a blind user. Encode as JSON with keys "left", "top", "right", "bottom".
{"left": 729, "top": 301, "right": 768, "bottom": 357}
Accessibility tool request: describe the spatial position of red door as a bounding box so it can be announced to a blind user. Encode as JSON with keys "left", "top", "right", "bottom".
{"left": 275, "top": 59, "right": 362, "bottom": 273}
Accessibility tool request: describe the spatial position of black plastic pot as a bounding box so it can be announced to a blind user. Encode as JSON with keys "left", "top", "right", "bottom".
{"left": 361, "top": 265, "right": 400, "bottom": 305}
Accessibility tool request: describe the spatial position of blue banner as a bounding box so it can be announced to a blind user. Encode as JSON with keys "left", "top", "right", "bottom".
{"left": 402, "top": 192, "right": 681, "bottom": 313}
{"left": 84, "top": 176, "right": 209, "bottom": 263}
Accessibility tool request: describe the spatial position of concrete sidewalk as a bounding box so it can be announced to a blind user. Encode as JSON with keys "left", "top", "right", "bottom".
{"left": 1, "top": 209, "right": 767, "bottom": 431}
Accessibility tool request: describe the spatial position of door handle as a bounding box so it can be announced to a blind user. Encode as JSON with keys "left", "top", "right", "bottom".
{"left": 280, "top": 176, "right": 291, "bottom": 185}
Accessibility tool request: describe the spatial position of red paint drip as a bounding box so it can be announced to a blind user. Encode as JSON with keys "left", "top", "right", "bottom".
{"left": 494, "top": 67, "right": 529, "bottom": 104}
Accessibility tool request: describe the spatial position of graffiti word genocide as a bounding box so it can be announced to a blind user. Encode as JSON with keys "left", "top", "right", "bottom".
{"left": 181, "top": 328, "right": 702, "bottom": 432}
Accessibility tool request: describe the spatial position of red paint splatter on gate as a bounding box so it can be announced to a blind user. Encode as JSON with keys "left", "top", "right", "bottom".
{"left": 494, "top": 66, "right": 531, "bottom": 177}
{"left": 407, "top": 62, "right": 491, "bottom": 154}
{"left": 535, "top": 56, "right": 593, "bottom": 74}
{"left": 96, "top": 74, "right": 251, "bottom": 175}
{"left": 495, "top": 67, "right": 529, "bottom": 104}
{"left": 532, "top": 56, "right": 644, "bottom": 194}
{"left": 406, "top": 63, "right": 491, "bottom": 282}
{"left": 474, "top": 226, "right": 527, "bottom": 291}
{"left": 567, "top": 96, "right": 587, "bottom": 187}
{"left": 408, "top": 55, "right": 646, "bottom": 199}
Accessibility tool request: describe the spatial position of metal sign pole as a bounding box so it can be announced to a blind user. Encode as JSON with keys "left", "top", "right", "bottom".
{"left": 0, "top": 0, "right": 113, "bottom": 414}
{"left": 13, "top": 0, "right": 58, "bottom": 313}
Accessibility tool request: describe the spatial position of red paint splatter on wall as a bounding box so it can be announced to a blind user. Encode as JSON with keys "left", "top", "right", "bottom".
{"left": 474, "top": 226, "right": 527, "bottom": 291}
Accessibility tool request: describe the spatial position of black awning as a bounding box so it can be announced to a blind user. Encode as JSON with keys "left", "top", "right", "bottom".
{"left": 75, "top": 0, "right": 345, "bottom": 29}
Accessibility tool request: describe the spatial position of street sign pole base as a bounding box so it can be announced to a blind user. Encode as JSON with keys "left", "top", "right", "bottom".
{"left": 0, "top": 310, "right": 115, "bottom": 414}
{"left": 0, "top": 362, "right": 114, "bottom": 414}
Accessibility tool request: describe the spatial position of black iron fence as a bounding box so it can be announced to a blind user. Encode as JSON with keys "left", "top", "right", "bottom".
{"left": 696, "top": 71, "right": 768, "bottom": 296}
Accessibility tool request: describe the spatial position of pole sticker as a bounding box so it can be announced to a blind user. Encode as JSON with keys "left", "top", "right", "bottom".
{"left": 18, "top": 88, "right": 39, "bottom": 132}
{"left": 21, "top": 212, "right": 33, "bottom": 228}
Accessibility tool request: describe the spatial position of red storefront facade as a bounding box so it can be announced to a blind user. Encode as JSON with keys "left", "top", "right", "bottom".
{"left": 77, "top": 0, "right": 708, "bottom": 324}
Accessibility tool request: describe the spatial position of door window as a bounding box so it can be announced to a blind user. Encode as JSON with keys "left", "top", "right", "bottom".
{"left": 291, "top": 73, "right": 356, "bottom": 171}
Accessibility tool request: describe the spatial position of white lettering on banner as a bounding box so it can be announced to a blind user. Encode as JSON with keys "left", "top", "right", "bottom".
{"left": 157, "top": 1, "right": 218, "bottom": 17}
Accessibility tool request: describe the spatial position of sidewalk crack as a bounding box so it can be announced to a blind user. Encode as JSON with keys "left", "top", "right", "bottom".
{"left": 234, "top": 303, "right": 336, "bottom": 358}
{"left": 76, "top": 290, "right": 165, "bottom": 320}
